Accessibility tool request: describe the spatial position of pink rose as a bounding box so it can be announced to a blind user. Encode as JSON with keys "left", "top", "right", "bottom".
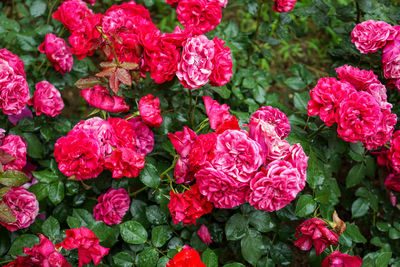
{"left": 80, "top": 85, "right": 129, "bottom": 113}
{"left": 209, "top": 0, "right": 227, "bottom": 8}
{"left": 177, "top": 35, "right": 215, "bottom": 89}
{"left": 104, "top": 147, "right": 145, "bottom": 178}
{"left": 307, "top": 77, "right": 357, "bottom": 126}
{"left": 294, "top": 218, "right": 339, "bottom": 256}
{"left": 126, "top": 116, "right": 154, "bottom": 156}
{"left": 362, "top": 108, "right": 397, "bottom": 150}
{"left": 211, "top": 129, "right": 263, "bottom": 183}
{"left": 177, "top": 0, "right": 222, "bottom": 35}
{"left": 203, "top": 96, "right": 240, "bottom": 133}
{"left": 209, "top": 37, "right": 233, "bottom": 87}
{"left": 284, "top": 143, "right": 309, "bottom": 180}
{"left": 149, "top": 40, "right": 180, "bottom": 84}
{"left": 174, "top": 157, "right": 193, "bottom": 184}
{"left": 169, "top": 126, "right": 198, "bottom": 158}
{"left": 139, "top": 94, "right": 163, "bottom": 127}
{"left": 0, "top": 135, "right": 27, "bottom": 171}
{"left": 385, "top": 173, "right": 400, "bottom": 192}
{"left": 39, "top": 33, "right": 73, "bottom": 74}
{"left": 161, "top": 25, "right": 194, "bottom": 48}
{"left": 321, "top": 251, "right": 363, "bottom": 267}
{"left": 54, "top": 129, "right": 104, "bottom": 180}
{"left": 382, "top": 34, "right": 400, "bottom": 79}
{"left": 388, "top": 131, "right": 400, "bottom": 173}
{"left": 52, "top": 0, "right": 93, "bottom": 32}
{"left": 248, "top": 160, "right": 303, "bottom": 212}
{"left": 0, "top": 48, "right": 25, "bottom": 77}
{"left": 93, "top": 188, "right": 130, "bottom": 225}
{"left": 197, "top": 225, "right": 212, "bottom": 244}
{"left": 29, "top": 81, "right": 64, "bottom": 117}
{"left": 196, "top": 165, "right": 248, "bottom": 209}
{"left": 273, "top": 0, "right": 297, "bottom": 12}
{"left": 250, "top": 106, "right": 291, "bottom": 138}
{"left": 0, "top": 75, "right": 30, "bottom": 115}
{"left": 351, "top": 20, "right": 397, "bottom": 54}
{"left": 335, "top": 65, "right": 380, "bottom": 91}
{"left": 0, "top": 187, "right": 39, "bottom": 231}
{"left": 107, "top": 117, "right": 137, "bottom": 150}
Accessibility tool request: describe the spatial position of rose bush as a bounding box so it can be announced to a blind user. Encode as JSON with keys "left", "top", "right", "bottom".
{"left": 1, "top": 0, "right": 400, "bottom": 266}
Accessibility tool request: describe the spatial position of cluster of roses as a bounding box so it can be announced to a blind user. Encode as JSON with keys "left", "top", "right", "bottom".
{"left": 167, "top": 96, "right": 308, "bottom": 226}
{"left": 294, "top": 218, "right": 362, "bottom": 267}
{"left": 53, "top": 0, "right": 234, "bottom": 91}
{"left": 6, "top": 227, "right": 109, "bottom": 267}
{"left": 308, "top": 64, "right": 397, "bottom": 150}
{"left": 351, "top": 20, "right": 400, "bottom": 91}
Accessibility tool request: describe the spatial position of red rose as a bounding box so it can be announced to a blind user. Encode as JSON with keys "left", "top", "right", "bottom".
{"left": 321, "top": 251, "right": 363, "bottom": 267}
{"left": 149, "top": 40, "right": 180, "bottom": 84}
{"left": 53, "top": 0, "right": 93, "bottom": 32}
{"left": 38, "top": 33, "right": 73, "bottom": 74}
{"left": 202, "top": 96, "right": 240, "bottom": 133}
{"left": 80, "top": 85, "right": 129, "bottom": 113}
{"left": 385, "top": 173, "right": 400, "bottom": 192}
{"left": 166, "top": 248, "right": 206, "bottom": 267}
{"left": 126, "top": 116, "right": 154, "bottom": 156}
{"left": 139, "top": 94, "right": 163, "bottom": 127}
{"left": 273, "top": 0, "right": 297, "bottom": 12}
{"left": 104, "top": 147, "right": 145, "bottom": 178}
{"left": 107, "top": 117, "right": 137, "bottom": 151}
{"left": 209, "top": 37, "right": 233, "bottom": 87}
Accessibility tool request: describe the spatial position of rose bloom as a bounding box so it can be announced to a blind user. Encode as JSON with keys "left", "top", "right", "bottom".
{"left": 5, "top": 234, "right": 71, "bottom": 267}
{"left": 177, "top": 0, "right": 222, "bottom": 35}
{"left": 251, "top": 106, "right": 291, "bottom": 138}
{"left": 335, "top": 65, "right": 380, "bottom": 91}
{"left": 385, "top": 173, "right": 400, "bottom": 192}
{"left": 166, "top": 248, "right": 206, "bottom": 267}
{"left": 351, "top": 20, "right": 397, "bottom": 54}
{"left": 362, "top": 108, "right": 397, "bottom": 150}
{"left": 209, "top": 37, "right": 233, "bottom": 87}
{"left": 93, "top": 188, "right": 130, "bottom": 225}
{"left": 126, "top": 116, "right": 154, "bottom": 156}
{"left": 294, "top": 218, "right": 339, "bottom": 256}
{"left": 54, "top": 129, "right": 104, "bottom": 180}
{"left": 0, "top": 75, "right": 30, "bottom": 115}
{"left": 53, "top": 0, "right": 93, "bottom": 32}
{"left": 0, "top": 135, "right": 27, "bottom": 171}
{"left": 197, "top": 224, "right": 212, "bottom": 244}
{"left": 29, "top": 81, "right": 64, "bottom": 117}
{"left": 139, "top": 94, "right": 163, "bottom": 127}
{"left": 321, "top": 251, "right": 363, "bottom": 267}
{"left": 165, "top": 0, "right": 180, "bottom": 7}
{"left": 284, "top": 143, "right": 309, "bottom": 180}
{"left": 39, "top": 33, "right": 73, "bottom": 74}
{"left": 307, "top": 77, "right": 357, "bottom": 126}
{"left": 168, "top": 184, "right": 213, "bottom": 225}
{"left": 80, "top": 85, "right": 129, "bottom": 113}
{"left": 248, "top": 160, "right": 303, "bottom": 212}
{"left": 176, "top": 35, "right": 215, "bottom": 89}
{"left": 0, "top": 48, "right": 25, "bottom": 77}
{"left": 149, "top": 40, "right": 180, "bottom": 84}
{"left": 188, "top": 132, "right": 217, "bottom": 171}
{"left": 273, "top": 0, "right": 297, "bottom": 12}
{"left": 196, "top": 165, "right": 248, "bottom": 209}
{"left": 0, "top": 187, "right": 39, "bottom": 231}
{"left": 104, "top": 147, "right": 145, "bottom": 178}
{"left": 388, "top": 131, "right": 400, "bottom": 173}
{"left": 335, "top": 91, "right": 382, "bottom": 144}
{"left": 211, "top": 129, "right": 263, "bottom": 183}
{"left": 203, "top": 96, "right": 240, "bottom": 133}
{"left": 382, "top": 34, "right": 400, "bottom": 79}
{"left": 56, "top": 227, "right": 109, "bottom": 267}
{"left": 210, "top": 0, "right": 227, "bottom": 8}
{"left": 174, "top": 157, "right": 194, "bottom": 185}
{"left": 109, "top": 32, "right": 142, "bottom": 64}
{"left": 161, "top": 25, "right": 194, "bottom": 49}
{"left": 107, "top": 117, "right": 137, "bottom": 151}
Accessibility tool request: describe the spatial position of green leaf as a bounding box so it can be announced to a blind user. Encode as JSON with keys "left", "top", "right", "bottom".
{"left": 30, "top": 0, "right": 47, "bottom": 17}
{"left": 48, "top": 181, "right": 65, "bottom": 205}
{"left": 211, "top": 85, "right": 231, "bottom": 99}
{"left": 295, "top": 194, "right": 316, "bottom": 217}
{"left": 346, "top": 163, "right": 366, "bottom": 188}
{"left": 113, "top": 252, "right": 134, "bottom": 267}
{"left": 29, "top": 183, "right": 49, "bottom": 201}
{"left": 342, "top": 223, "right": 367, "bottom": 244}
{"left": 376, "top": 222, "right": 391, "bottom": 232}
{"left": 67, "top": 216, "right": 81, "bottom": 229}
{"left": 33, "top": 170, "right": 59, "bottom": 184}
{"left": 139, "top": 162, "right": 160, "bottom": 188}
{"left": 241, "top": 229, "right": 264, "bottom": 265}
{"left": 225, "top": 214, "right": 248, "bottom": 241}
{"left": 145, "top": 205, "right": 167, "bottom": 225}
{"left": 0, "top": 202, "right": 16, "bottom": 224}
{"left": 270, "top": 242, "right": 292, "bottom": 266}
{"left": 389, "top": 228, "right": 400, "bottom": 240}
{"left": 254, "top": 85, "right": 267, "bottom": 104}
{"left": 0, "top": 170, "right": 29, "bottom": 187}
{"left": 284, "top": 77, "right": 307, "bottom": 90}
{"left": 223, "top": 263, "right": 246, "bottom": 267}
{"left": 293, "top": 92, "right": 309, "bottom": 114}
{"left": 120, "top": 221, "right": 148, "bottom": 244}
{"left": 306, "top": 153, "right": 325, "bottom": 189}
{"left": 376, "top": 251, "right": 392, "bottom": 267}
{"left": 157, "top": 257, "right": 170, "bottom": 267}
{"left": 21, "top": 133, "right": 43, "bottom": 158}
{"left": 72, "top": 209, "right": 95, "bottom": 227}
{"left": 351, "top": 198, "right": 370, "bottom": 218}
{"left": 130, "top": 199, "right": 150, "bottom": 228}
{"left": 137, "top": 247, "right": 158, "bottom": 267}
{"left": 248, "top": 210, "right": 276, "bottom": 233}
{"left": 201, "top": 248, "right": 218, "bottom": 267}
{"left": 41, "top": 216, "right": 60, "bottom": 240}
{"left": 8, "top": 234, "right": 39, "bottom": 256}
{"left": 151, "top": 225, "right": 172, "bottom": 247}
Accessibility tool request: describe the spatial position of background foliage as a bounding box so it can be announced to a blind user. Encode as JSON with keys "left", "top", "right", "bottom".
{"left": 1, "top": 0, "right": 400, "bottom": 266}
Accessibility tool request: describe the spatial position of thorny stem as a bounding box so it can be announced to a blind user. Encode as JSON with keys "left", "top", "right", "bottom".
{"left": 129, "top": 186, "right": 149, "bottom": 197}
{"left": 160, "top": 156, "right": 178, "bottom": 179}
{"left": 307, "top": 124, "right": 327, "bottom": 139}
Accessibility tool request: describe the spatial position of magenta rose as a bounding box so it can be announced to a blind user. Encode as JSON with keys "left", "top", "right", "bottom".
{"left": 250, "top": 106, "right": 291, "bottom": 138}
{"left": 177, "top": 0, "right": 222, "bottom": 35}
{"left": 335, "top": 65, "right": 380, "bottom": 91}
{"left": 93, "top": 188, "right": 130, "bottom": 225}
{"left": 203, "top": 96, "right": 240, "bottom": 133}
{"left": 8, "top": 107, "right": 33, "bottom": 126}
{"left": 388, "top": 131, "right": 400, "bottom": 173}
{"left": 209, "top": 37, "right": 233, "bottom": 87}
{"left": 0, "top": 75, "right": 30, "bottom": 115}
{"left": 197, "top": 225, "right": 212, "bottom": 244}
{"left": 126, "top": 116, "right": 154, "bottom": 156}
{"left": 39, "top": 33, "right": 73, "bottom": 74}
{"left": 0, "top": 48, "right": 25, "bottom": 77}
{"left": 385, "top": 173, "right": 400, "bottom": 192}
{"left": 104, "top": 147, "right": 145, "bottom": 178}
{"left": 52, "top": 0, "right": 93, "bottom": 32}
{"left": 351, "top": 20, "right": 397, "bottom": 54}
{"left": 29, "top": 81, "right": 64, "bottom": 117}
{"left": 169, "top": 126, "right": 198, "bottom": 158}
{"left": 0, "top": 187, "right": 39, "bottom": 231}
{"left": 363, "top": 108, "right": 397, "bottom": 150}
{"left": 80, "top": 85, "right": 129, "bottom": 113}
{"left": 149, "top": 41, "right": 180, "bottom": 84}
{"left": 188, "top": 132, "right": 217, "bottom": 172}
{"left": 161, "top": 25, "right": 194, "bottom": 49}
{"left": 54, "top": 129, "right": 104, "bottom": 180}
{"left": 0, "top": 135, "right": 27, "bottom": 171}
{"left": 139, "top": 94, "right": 163, "bottom": 128}
{"left": 176, "top": 35, "right": 215, "bottom": 89}
{"left": 248, "top": 160, "right": 303, "bottom": 212}
{"left": 209, "top": 0, "right": 227, "bottom": 8}
{"left": 107, "top": 117, "right": 137, "bottom": 151}
{"left": 321, "top": 251, "right": 363, "bottom": 267}
{"left": 284, "top": 143, "right": 309, "bottom": 180}
{"left": 272, "top": 0, "right": 297, "bottom": 12}
{"left": 382, "top": 35, "right": 400, "bottom": 79}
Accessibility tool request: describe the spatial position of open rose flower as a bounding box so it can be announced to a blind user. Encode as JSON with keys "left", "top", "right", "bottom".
{"left": 108, "top": 117, "right": 137, "bottom": 151}
{"left": 104, "top": 147, "right": 145, "bottom": 178}
{"left": 139, "top": 94, "right": 163, "bottom": 127}
{"left": 385, "top": 173, "right": 400, "bottom": 192}
{"left": 39, "top": 33, "right": 73, "bottom": 74}
{"left": 56, "top": 227, "right": 109, "bottom": 267}
{"left": 93, "top": 188, "right": 130, "bottom": 225}
{"left": 321, "top": 251, "right": 363, "bottom": 267}
{"left": 29, "top": 81, "right": 64, "bottom": 117}
{"left": 294, "top": 218, "right": 339, "bottom": 255}
{"left": 0, "top": 48, "right": 25, "bottom": 77}
{"left": 0, "top": 187, "right": 39, "bottom": 231}
{"left": 0, "top": 135, "right": 27, "bottom": 171}
{"left": 382, "top": 29, "right": 400, "bottom": 79}
{"left": 126, "top": 116, "right": 154, "bottom": 156}
{"left": 203, "top": 96, "right": 240, "bottom": 133}
{"left": 0, "top": 75, "right": 30, "bottom": 115}
{"left": 351, "top": 20, "right": 397, "bottom": 54}
{"left": 209, "top": 37, "right": 233, "bottom": 87}
{"left": 53, "top": 0, "right": 93, "bottom": 32}
{"left": 335, "top": 65, "right": 380, "bottom": 91}
{"left": 149, "top": 40, "right": 180, "bottom": 84}
{"left": 273, "top": 0, "right": 297, "bottom": 12}
{"left": 388, "top": 131, "right": 400, "bottom": 172}
{"left": 166, "top": 248, "right": 206, "bottom": 267}
{"left": 80, "top": 85, "right": 129, "bottom": 113}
